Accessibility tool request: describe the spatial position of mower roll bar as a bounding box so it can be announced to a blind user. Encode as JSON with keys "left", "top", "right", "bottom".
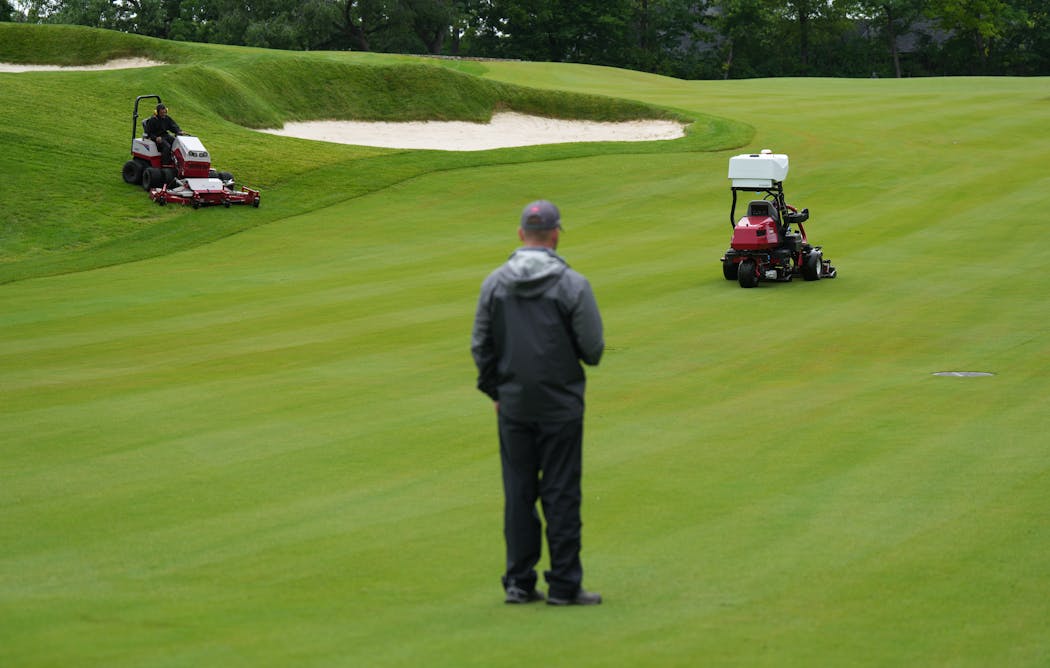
{"left": 132, "top": 94, "right": 162, "bottom": 148}
{"left": 729, "top": 181, "right": 789, "bottom": 229}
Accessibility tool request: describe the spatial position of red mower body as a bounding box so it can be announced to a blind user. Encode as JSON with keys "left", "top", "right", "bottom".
{"left": 170, "top": 136, "right": 212, "bottom": 178}
{"left": 130, "top": 139, "right": 162, "bottom": 169}
{"left": 730, "top": 201, "right": 783, "bottom": 251}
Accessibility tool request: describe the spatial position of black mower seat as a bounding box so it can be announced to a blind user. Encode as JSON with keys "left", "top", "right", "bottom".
{"left": 747, "top": 200, "right": 778, "bottom": 219}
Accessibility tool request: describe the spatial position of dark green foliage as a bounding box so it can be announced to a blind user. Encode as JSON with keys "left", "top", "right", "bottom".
{"left": 5, "top": 0, "right": 1049, "bottom": 76}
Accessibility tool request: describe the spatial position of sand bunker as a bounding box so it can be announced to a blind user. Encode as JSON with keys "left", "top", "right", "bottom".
{"left": 2, "top": 57, "right": 684, "bottom": 150}
{"left": 0, "top": 58, "right": 165, "bottom": 72}
{"left": 259, "top": 112, "right": 686, "bottom": 151}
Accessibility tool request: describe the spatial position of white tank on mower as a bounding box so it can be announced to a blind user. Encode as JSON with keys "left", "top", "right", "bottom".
{"left": 728, "top": 149, "right": 789, "bottom": 188}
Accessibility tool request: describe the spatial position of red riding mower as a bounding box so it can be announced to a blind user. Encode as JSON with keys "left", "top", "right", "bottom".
{"left": 122, "top": 94, "right": 260, "bottom": 208}
{"left": 720, "top": 150, "right": 835, "bottom": 288}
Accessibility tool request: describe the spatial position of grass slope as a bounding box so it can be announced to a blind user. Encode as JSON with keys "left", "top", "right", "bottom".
{"left": 0, "top": 23, "right": 745, "bottom": 284}
{"left": 2, "top": 24, "right": 1049, "bottom": 668}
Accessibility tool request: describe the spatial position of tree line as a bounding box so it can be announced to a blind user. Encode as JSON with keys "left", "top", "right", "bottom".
{"left": 4, "top": 1, "right": 1048, "bottom": 78}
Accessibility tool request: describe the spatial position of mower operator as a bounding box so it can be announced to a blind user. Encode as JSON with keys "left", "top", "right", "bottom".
{"left": 144, "top": 103, "right": 184, "bottom": 165}
{"left": 471, "top": 200, "right": 605, "bottom": 606}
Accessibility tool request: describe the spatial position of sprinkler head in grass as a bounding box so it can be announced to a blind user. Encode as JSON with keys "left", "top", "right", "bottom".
{"left": 932, "top": 371, "right": 995, "bottom": 377}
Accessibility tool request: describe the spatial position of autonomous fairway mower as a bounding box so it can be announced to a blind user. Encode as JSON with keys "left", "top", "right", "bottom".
{"left": 720, "top": 150, "right": 836, "bottom": 288}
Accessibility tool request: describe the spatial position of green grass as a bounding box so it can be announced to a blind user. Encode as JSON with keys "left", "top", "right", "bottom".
{"left": 0, "top": 23, "right": 736, "bottom": 284}
{"left": 2, "top": 24, "right": 1050, "bottom": 667}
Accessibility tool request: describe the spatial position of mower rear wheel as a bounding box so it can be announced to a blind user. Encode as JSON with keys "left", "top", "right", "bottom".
{"left": 722, "top": 259, "right": 738, "bottom": 280}
{"left": 122, "top": 160, "right": 144, "bottom": 185}
{"left": 738, "top": 259, "right": 758, "bottom": 288}
{"left": 803, "top": 252, "right": 822, "bottom": 281}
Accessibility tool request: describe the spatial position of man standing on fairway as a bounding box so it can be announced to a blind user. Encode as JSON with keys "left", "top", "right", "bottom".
{"left": 471, "top": 200, "right": 605, "bottom": 606}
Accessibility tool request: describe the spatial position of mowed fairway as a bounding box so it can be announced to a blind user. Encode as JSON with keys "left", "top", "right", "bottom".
{"left": 3, "top": 32, "right": 1050, "bottom": 666}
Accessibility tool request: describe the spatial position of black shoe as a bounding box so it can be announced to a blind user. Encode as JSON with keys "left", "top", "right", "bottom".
{"left": 547, "top": 589, "right": 602, "bottom": 606}
{"left": 505, "top": 586, "right": 545, "bottom": 604}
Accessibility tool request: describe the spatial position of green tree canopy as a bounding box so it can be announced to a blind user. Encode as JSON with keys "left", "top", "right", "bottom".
{"left": 4, "top": 0, "right": 1048, "bottom": 76}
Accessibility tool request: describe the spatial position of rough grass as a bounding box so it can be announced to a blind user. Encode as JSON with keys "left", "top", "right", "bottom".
{"left": 2, "top": 24, "right": 1049, "bottom": 668}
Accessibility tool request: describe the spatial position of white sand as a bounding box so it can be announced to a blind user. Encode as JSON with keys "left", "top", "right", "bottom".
{"left": 2, "top": 58, "right": 685, "bottom": 150}
{"left": 259, "top": 112, "right": 686, "bottom": 151}
{"left": 0, "top": 57, "right": 166, "bottom": 72}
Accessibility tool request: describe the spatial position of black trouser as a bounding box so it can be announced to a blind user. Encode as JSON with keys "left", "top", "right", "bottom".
{"left": 156, "top": 135, "right": 175, "bottom": 165}
{"left": 498, "top": 414, "right": 584, "bottom": 598}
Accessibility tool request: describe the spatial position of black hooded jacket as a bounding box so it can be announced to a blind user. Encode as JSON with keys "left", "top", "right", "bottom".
{"left": 471, "top": 247, "right": 604, "bottom": 422}
{"left": 144, "top": 113, "right": 181, "bottom": 140}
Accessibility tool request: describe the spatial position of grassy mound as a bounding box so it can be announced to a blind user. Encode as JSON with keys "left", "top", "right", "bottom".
{"left": 0, "top": 24, "right": 749, "bottom": 284}
{"left": 0, "top": 21, "right": 192, "bottom": 65}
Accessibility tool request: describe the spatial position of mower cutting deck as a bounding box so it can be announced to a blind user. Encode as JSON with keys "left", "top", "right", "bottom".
{"left": 122, "top": 94, "right": 260, "bottom": 208}
{"left": 720, "top": 150, "right": 835, "bottom": 288}
{"left": 149, "top": 177, "right": 260, "bottom": 209}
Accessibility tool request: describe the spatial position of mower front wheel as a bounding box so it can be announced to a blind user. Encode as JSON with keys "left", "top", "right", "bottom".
{"left": 162, "top": 168, "right": 178, "bottom": 187}
{"left": 142, "top": 167, "right": 159, "bottom": 191}
{"left": 738, "top": 259, "right": 758, "bottom": 288}
{"left": 722, "top": 259, "right": 738, "bottom": 281}
{"left": 803, "top": 252, "right": 822, "bottom": 281}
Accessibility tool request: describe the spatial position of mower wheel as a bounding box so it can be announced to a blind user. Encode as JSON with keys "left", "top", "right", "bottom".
{"left": 738, "top": 259, "right": 758, "bottom": 288}
{"left": 142, "top": 167, "right": 158, "bottom": 191}
{"left": 122, "top": 160, "right": 144, "bottom": 185}
{"left": 803, "top": 252, "right": 822, "bottom": 281}
{"left": 162, "top": 168, "right": 178, "bottom": 187}
{"left": 722, "top": 259, "right": 738, "bottom": 280}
